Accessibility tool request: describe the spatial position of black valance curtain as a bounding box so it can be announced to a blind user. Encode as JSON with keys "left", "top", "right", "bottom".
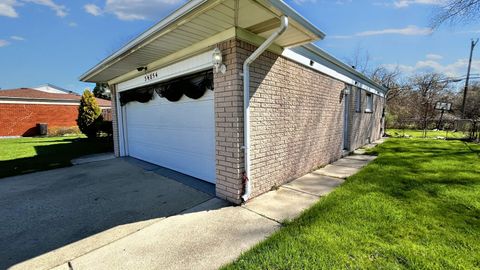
{"left": 119, "top": 87, "right": 154, "bottom": 106}
{"left": 120, "top": 70, "right": 213, "bottom": 106}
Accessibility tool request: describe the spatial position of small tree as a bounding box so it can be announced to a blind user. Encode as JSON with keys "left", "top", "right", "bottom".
{"left": 77, "top": 89, "right": 102, "bottom": 138}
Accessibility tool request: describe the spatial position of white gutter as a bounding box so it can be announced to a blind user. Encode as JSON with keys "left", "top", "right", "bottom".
{"left": 242, "top": 15, "right": 289, "bottom": 202}
{"left": 302, "top": 44, "right": 388, "bottom": 93}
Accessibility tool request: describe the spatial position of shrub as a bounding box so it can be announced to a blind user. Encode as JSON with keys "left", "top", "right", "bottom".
{"left": 98, "top": 121, "right": 113, "bottom": 137}
{"left": 47, "top": 126, "right": 81, "bottom": 137}
{"left": 77, "top": 89, "right": 102, "bottom": 138}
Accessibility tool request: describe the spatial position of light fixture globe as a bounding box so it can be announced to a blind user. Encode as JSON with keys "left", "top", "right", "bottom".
{"left": 212, "top": 47, "right": 226, "bottom": 74}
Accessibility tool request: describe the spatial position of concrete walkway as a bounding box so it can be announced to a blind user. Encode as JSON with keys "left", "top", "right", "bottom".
{"left": 12, "top": 141, "right": 383, "bottom": 270}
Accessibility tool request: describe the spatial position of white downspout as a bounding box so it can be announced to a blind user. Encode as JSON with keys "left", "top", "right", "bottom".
{"left": 242, "top": 15, "right": 289, "bottom": 202}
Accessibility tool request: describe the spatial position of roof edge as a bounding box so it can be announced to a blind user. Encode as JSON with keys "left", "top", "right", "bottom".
{"left": 262, "top": 0, "right": 326, "bottom": 40}
{"left": 80, "top": 0, "right": 327, "bottom": 83}
{"left": 301, "top": 43, "right": 388, "bottom": 93}
{"left": 79, "top": 0, "right": 209, "bottom": 82}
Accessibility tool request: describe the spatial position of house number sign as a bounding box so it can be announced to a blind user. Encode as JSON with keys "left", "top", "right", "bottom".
{"left": 144, "top": 71, "right": 158, "bottom": 82}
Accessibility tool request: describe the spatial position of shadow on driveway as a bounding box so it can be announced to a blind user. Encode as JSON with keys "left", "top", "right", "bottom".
{"left": 0, "top": 158, "right": 214, "bottom": 269}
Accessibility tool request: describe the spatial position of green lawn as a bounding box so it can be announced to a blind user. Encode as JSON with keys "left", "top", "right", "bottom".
{"left": 224, "top": 139, "right": 480, "bottom": 269}
{"left": 387, "top": 129, "right": 469, "bottom": 139}
{"left": 0, "top": 136, "right": 113, "bottom": 178}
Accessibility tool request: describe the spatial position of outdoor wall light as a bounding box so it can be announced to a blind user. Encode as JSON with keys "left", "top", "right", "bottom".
{"left": 212, "top": 48, "right": 226, "bottom": 74}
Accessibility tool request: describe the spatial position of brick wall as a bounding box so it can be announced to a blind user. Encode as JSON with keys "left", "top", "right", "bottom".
{"left": 348, "top": 88, "right": 385, "bottom": 151}
{"left": 213, "top": 39, "right": 245, "bottom": 204}
{"left": 110, "top": 85, "right": 121, "bottom": 157}
{"left": 239, "top": 40, "right": 346, "bottom": 198}
{"left": 0, "top": 103, "right": 78, "bottom": 136}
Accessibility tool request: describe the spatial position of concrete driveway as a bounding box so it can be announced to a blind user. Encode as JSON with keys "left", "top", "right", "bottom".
{"left": 0, "top": 158, "right": 213, "bottom": 270}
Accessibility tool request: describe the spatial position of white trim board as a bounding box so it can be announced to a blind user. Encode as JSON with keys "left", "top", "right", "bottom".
{"left": 117, "top": 50, "right": 214, "bottom": 92}
{"left": 282, "top": 49, "right": 385, "bottom": 97}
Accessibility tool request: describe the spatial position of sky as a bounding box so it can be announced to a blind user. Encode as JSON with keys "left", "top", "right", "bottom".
{"left": 0, "top": 0, "right": 479, "bottom": 93}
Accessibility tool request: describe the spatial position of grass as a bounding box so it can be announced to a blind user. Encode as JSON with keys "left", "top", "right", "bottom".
{"left": 0, "top": 136, "right": 113, "bottom": 178}
{"left": 387, "top": 129, "right": 469, "bottom": 139}
{"left": 223, "top": 139, "right": 480, "bottom": 269}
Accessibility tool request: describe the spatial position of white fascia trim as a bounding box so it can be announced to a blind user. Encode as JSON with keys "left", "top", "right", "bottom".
{"left": 0, "top": 98, "right": 79, "bottom": 105}
{"left": 79, "top": 0, "right": 209, "bottom": 82}
{"left": 282, "top": 49, "right": 386, "bottom": 97}
{"left": 117, "top": 50, "right": 214, "bottom": 92}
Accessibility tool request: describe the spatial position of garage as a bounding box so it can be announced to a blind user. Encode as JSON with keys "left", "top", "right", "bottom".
{"left": 116, "top": 52, "right": 216, "bottom": 184}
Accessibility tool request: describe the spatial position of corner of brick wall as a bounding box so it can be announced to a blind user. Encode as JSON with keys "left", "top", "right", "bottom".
{"left": 110, "top": 84, "right": 120, "bottom": 157}
{"left": 213, "top": 39, "right": 245, "bottom": 205}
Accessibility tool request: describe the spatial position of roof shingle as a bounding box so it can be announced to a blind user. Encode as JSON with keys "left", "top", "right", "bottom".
{"left": 0, "top": 88, "right": 111, "bottom": 107}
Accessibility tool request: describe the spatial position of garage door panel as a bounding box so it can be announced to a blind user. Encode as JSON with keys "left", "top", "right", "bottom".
{"left": 128, "top": 142, "right": 215, "bottom": 182}
{"left": 127, "top": 95, "right": 213, "bottom": 128}
{"left": 127, "top": 129, "right": 214, "bottom": 157}
{"left": 124, "top": 90, "right": 215, "bottom": 183}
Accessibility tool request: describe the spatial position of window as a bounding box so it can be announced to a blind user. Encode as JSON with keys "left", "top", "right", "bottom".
{"left": 355, "top": 87, "right": 361, "bottom": 112}
{"left": 365, "top": 93, "right": 373, "bottom": 113}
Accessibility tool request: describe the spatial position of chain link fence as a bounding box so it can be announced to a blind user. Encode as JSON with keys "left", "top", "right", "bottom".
{"left": 386, "top": 118, "right": 479, "bottom": 141}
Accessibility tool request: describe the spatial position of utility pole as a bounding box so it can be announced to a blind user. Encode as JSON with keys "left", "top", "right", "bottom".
{"left": 462, "top": 38, "right": 479, "bottom": 118}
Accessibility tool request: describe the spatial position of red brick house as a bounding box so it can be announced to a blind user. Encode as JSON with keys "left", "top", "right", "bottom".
{"left": 0, "top": 88, "right": 111, "bottom": 137}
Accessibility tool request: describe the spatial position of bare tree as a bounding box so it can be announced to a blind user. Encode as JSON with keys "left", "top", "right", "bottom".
{"left": 454, "top": 82, "right": 480, "bottom": 119}
{"left": 432, "top": 0, "right": 480, "bottom": 28}
{"left": 370, "top": 66, "right": 404, "bottom": 100}
{"left": 410, "top": 73, "right": 452, "bottom": 135}
{"left": 345, "top": 45, "right": 372, "bottom": 74}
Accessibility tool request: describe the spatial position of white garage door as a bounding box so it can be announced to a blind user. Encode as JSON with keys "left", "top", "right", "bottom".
{"left": 124, "top": 90, "right": 215, "bottom": 183}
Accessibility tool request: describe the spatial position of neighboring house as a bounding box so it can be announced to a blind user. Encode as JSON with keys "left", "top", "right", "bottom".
{"left": 34, "top": 83, "right": 76, "bottom": 94}
{"left": 80, "top": 0, "right": 388, "bottom": 204}
{"left": 0, "top": 88, "right": 111, "bottom": 136}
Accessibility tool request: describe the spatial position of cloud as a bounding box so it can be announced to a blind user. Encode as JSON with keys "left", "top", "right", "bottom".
{"left": 0, "top": 39, "right": 10, "bottom": 47}
{"left": 358, "top": 25, "right": 433, "bottom": 36}
{"left": 23, "top": 0, "right": 67, "bottom": 17}
{"left": 330, "top": 25, "right": 433, "bottom": 39}
{"left": 84, "top": 3, "right": 102, "bottom": 16}
{"left": 393, "top": 0, "right": 446, "bottom": 8}
{"left": 0, "top": 0, "right": 19, "bottom": 18}
{"left": 291, "top": 0, "right": 317, "bottom": 5}
{"left": 10, "top": 35, "right": 25, "bottom": 41}
{"left": 1, "top": 0, "right": 67, "bottom": 18}
{"left": 68, "top": 22, "right": 77, "bottom": 27}
{"left": 426, "top": 54, "right": 443, "bottom": 60}
{"left": 384, "top": 54, "right": 480, "bottom": 77}
{"left": 104, "top": 0, "right": 186, "bottom": 21}
{"left": 459, "top": 29, "right": 480, "bottom": 34}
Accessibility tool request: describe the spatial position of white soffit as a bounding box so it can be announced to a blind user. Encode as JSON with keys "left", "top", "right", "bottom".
{"left": 80, "top": 0, "right": 325, "bottom": 84}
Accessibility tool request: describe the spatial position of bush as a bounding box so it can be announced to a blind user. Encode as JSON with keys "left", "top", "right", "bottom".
{"left": 98, "top": 121, "right": 113, "bottom": 137}
{"left": 77, "top": 89, "right": 102, "bottom": 138}
{"left": 47, "top": 126, "right": 81, "bottom": 137}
